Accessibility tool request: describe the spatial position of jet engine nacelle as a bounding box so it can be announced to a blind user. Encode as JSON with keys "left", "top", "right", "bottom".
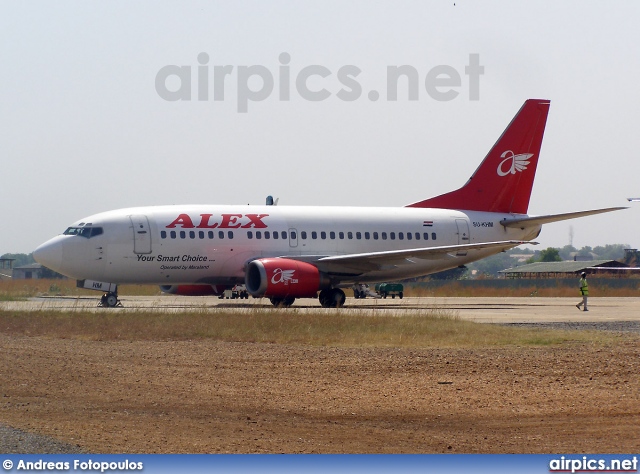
{"left": 159, "top": 284, "right": 224, "bottom": 296}
{"left": 245, "top": 258, "right": 330, "bottom": 298}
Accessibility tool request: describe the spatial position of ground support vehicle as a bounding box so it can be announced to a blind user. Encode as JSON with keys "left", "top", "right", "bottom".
{"left": 375, "top": 283, "right": 404, "bottom": 299}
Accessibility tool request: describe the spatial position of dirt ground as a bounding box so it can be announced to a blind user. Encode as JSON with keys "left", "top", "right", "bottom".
{"left": 1, "top": 331, "right": 638, "bottom": 453}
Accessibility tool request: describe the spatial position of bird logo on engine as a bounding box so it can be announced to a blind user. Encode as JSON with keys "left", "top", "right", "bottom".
{"left": 271, "top": 268, "right": 297, "bottom": 285}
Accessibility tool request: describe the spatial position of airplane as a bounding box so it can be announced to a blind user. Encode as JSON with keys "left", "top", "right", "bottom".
{"left": 33, "top": 99, "right": 625, "bottom": 308}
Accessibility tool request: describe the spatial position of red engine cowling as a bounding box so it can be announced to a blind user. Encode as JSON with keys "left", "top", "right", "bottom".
{"left": 159, "top": 284, "right": 224, "bottom": 296}
{"left": 245, "top": 258, "right": 329, "bottom": 298}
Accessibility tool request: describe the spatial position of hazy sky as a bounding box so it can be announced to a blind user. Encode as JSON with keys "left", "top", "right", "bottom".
{"left": 2, "top": 1, "right": 639, "bottom": 254}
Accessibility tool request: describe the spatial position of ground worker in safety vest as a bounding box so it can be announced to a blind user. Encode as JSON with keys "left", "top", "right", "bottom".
{"left": 576, "top": 271, "right": 589, "bottom": 311}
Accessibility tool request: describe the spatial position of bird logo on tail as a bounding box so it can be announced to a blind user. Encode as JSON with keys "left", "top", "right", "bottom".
{"left": 497, "top": 150, "right": 533, "bottom": 176}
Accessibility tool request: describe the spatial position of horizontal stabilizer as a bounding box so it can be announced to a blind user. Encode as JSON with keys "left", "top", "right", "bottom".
{"left": 501, "top": 207, "right": 627, "bottom": 229}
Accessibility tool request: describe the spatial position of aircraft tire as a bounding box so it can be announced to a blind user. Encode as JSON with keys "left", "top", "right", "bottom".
{"left": 101, "top": 292, "right": 119, "bottom": 308}
{"left": 318, "top": 289, "right": 330, "bottom": 307}
{"left": 270, "top": 296, "right": 295, "bottom": 308}
{"left": 319, "top": 289, "right": 344, "bottom": 308}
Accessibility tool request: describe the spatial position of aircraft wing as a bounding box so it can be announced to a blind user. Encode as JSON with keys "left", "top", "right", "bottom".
{"left": 500, "top": 207, "right": 626, "bottom": 229}
{"left": 285, "top": 240, "right": 533, "bottom": 275}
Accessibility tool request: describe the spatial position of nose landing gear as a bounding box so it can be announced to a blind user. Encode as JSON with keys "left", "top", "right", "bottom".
{"left": 77, "top": 280, "right": 122, "bottom": 308}
{"left": 99, "top": 291, "right": 121, "bottom": 308}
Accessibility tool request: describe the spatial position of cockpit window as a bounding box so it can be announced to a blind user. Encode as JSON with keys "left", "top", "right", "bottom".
{"left": 63, "top": 226, "right": 103, "bottom": 238}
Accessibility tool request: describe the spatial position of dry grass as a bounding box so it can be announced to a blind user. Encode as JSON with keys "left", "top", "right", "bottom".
{"left": 0, "top": 307, "right": 626, "bottom": 349}
{"left": 0, "top": 279, "right": 159, "bottom": 300}
{"left": 1, "top": 279, "right": 635, "bottom": 349}
{"left": 3, "top": 279, "right": 638, "bottom": 300}
{"left": 404, "top": 282, "right": 640, "bottom": 298}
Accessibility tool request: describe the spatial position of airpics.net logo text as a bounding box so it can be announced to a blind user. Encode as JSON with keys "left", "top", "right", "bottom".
{"left": 155, "top": 53, "right": 484, "bottom": 112}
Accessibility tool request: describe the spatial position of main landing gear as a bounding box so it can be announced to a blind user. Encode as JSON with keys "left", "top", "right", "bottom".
{"left": 98, "top": 291, "right": 122, "bottom": 308}
{"left": 267, "top": 288, "right": 346, "bottom": 308}
{"left": 318, "top": 288, "right": 346, "bottom": 308}
{"left": 269, "top": 296, "right": 296, "bottom": 308}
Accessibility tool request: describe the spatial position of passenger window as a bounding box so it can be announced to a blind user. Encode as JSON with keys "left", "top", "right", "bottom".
{"left": 373, "top": 232, "right": 378, "bottom": 240}
{"left": 290, "top": 231, "right": 297, "bottom": 239}
{"left": 161, "top": 231, "right": 167, "bottom": 239}
{"left": 256, "top": 231, "right": 262, "bottom": 239}
{"left": 432, "top": 232, "right": 437, "bottom": 240}
{"left": 423, "top": 233, "right": 429, "bottom": 240}
{"left": 390, "top": 232, "right": 395, "bottom": 240}
{"left": 415, "top": 232, "right": 420, "bottom": 240}
{"left": 228, "top": 231, "right": 234, "bottom": 239}
{"left": 199, "top": 231, "right": 205, "bottom": 239}
{"left": 218, "top": 231, "right": 225, "bottom": 239}
{"left": 208, "top": 231, "right": 214, "bottom": 239}
{"left": 330, "top": 231, "right": 335, "bottom": 239}
{"left": 301, "top": 231, "right": 307, "bottom": 239}
{"left": 339, "top": 232, "right": 344, "bottom": 239}
{"left": 265, "top": 231, "right": 270, "bottom": 239}
{"left": 399, "top": 232, "right": 404, "bottom": 240}
{"left": 170, "top": 231, "right": 177, "bottom": 239}
{"left": 180, "top": 231, "right": 186, "bottom": 239}
{"left": 321, "top": 231, "right": 326, "bottom": 239}
{"left": 382, "top": 232, "right": 387, "bottom": 240}
{"left": 348, "top": 232, "right": 353, "bottom": 240}
{"left": 365, "top": 232, "right": 370, "bottom": 240}
{"left": 312, "top": 231, "right": 318, "bottom": 239}
{"left": 406, "top": 232, "right": 412, "bottom": 240}
{"left": 273, "top": 231, "right": 278, "bottom": 239}
{"left": 247, "top": 231, "right": 253, "bottom": 239}
{"left": 356, "top": 232, "right": 361, "bottom": 239}
{"left": 281, "top": 231, "right": 287, "bottom": 239}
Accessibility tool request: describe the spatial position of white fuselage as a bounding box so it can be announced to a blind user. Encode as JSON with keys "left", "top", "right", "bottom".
{"left": 34, "top": 205, "right": 540, "bottom": 287}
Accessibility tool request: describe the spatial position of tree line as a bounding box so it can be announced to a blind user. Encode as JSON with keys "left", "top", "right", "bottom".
{"left": 464, "top": 244, "right": 639, "bottom": 278}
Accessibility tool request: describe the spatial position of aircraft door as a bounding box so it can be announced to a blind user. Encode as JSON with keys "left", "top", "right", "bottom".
{"left": 130, "top": 215, "right": 152, "bottom": 254}
{"left": 455, "top": 219, "right": 470, "bottom": 256}
{"left": 288, "top": 228, "right": 298, "bottom": 248}
{"left": 455, "top": 219, "right": 470, "bottom": 244}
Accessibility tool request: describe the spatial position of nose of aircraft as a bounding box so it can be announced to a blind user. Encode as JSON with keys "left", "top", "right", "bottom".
{"left": 33, "top": 237, "right": 64, "bottom": 272}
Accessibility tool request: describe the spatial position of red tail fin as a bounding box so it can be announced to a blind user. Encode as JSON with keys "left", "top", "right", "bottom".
{"left": 406, "top": 99, "right": 550, "bottom": 214}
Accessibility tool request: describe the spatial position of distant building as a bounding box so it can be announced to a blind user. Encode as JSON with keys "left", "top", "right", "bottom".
{"left": 500, "top": 260, "right": 636, "bottom": 279}
{"left": 0, "top": 258, "right": 16, "bottom": 280}
{"left": 12, "top": 263, "right": 45, "bottom": 280}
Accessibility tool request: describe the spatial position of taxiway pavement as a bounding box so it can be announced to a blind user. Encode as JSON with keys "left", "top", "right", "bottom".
{"left": 3, "top": 295, "right": 640, "bottom": 324}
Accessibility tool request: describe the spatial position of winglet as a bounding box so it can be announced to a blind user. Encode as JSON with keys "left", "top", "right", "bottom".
{"left": 407, "top": 99, "right": 550, "bottom": 214}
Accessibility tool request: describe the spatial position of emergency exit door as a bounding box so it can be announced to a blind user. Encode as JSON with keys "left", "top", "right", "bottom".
{"left": 288, "top": 228, "right": 298, "bottom": 248}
